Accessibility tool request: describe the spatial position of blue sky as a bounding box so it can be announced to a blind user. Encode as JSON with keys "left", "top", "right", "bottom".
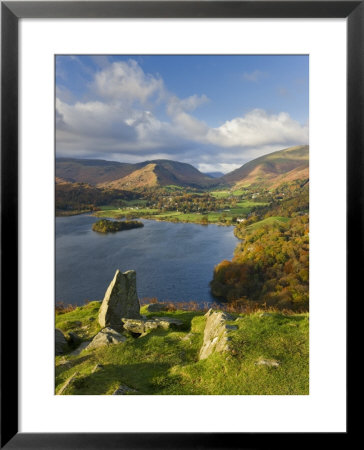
{"left": 56, "top": 55, "right": 308, "bottom": 173}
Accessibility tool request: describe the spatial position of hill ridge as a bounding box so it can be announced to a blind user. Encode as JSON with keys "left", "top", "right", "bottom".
{"left": 56, "top": 145, "right": 309, "bottom": 190}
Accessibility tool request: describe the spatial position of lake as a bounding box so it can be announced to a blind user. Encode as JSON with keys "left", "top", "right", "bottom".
{"left": 56, "top": 215, "right": 238, "bottom": 306}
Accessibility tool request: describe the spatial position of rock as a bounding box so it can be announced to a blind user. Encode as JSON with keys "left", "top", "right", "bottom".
{"left": 57, "top": 372, "right": 79, "bottom": 395}
{"left": 70, "top": 341, "right": 90, "bottom": 356}
{"left": 98, "top": 270, "right": 141, "bottom": 330}
{"left": 122, "top": 319, "right": 149, "bottom": 335}
{"left": 58, "top": 357, "right": 71, "bottom": 368}
{"left": 181, "top": 332, "right": 195, "bottom": 341}
{"left": 92, "top": 363, "right": 104, "bottom": 373}
{"left": 255, "top": 358, "right": 280, "bottom": 367}
{"left": 153, "top": 317, "right": 184, "bottom": 330}
{"left": 55, "top": 328, "right": 69, "bottom": 355}
{"left": 199, "top": 309, "right": 237, "bottom": 360}
{"left": 122, "top": 316, "right": 184, "bottom": 336}
{"left": 68, "top": 331, "right": 82, "bottom": 347}
{"left": 147, "top": 303, "right": 168, "bottom": 312}
{"left": 86, "top": 327, "right": 127, "bottom": 350}
{"left": 112, "top": 385, "right": 137, "bottom": 395}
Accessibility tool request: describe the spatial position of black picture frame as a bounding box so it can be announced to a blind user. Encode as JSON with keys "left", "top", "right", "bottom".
{"left": 1, "top": 1, "right": 357, "bottom": 448}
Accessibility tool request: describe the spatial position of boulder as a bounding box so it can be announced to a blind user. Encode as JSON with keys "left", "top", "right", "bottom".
{"left": 86, "top": 327, "right": 126, "bottom": 350}
{"left": 58, "top": 357, "right": 71, "bottom": 369}
{"left": 199, "top": 309, "right": 238, "bottom": 360}
{"left": 55, "top": 328, "right": 69, "bottom": 355}
{"left": 70, "top": 341, "right": 90, "bottom": 356}
{"left": 98, "top": 270, "right": 141, "bottom": 330}
{"left": 122, "top": 319, "right": 155, "bottom": 335}
{"left": 112, "top": 385, "right": 137, "bottom": 395}
{"left": 255, "top": 358, "right": 280, "bottom": 367}
{"left": 153, "top": 317, "right": 184, "bottom": 330}
{"left": 68, "top": 331, "right": 82, "bottom": 347}
{"left": 122, "top": 316, "right": 184, "bottom": 336}
{"left": 146, "top": 303, "right": 169, "bottom": 312}
{"left": 259, "top": 312, "right": 273, "bottom": 318}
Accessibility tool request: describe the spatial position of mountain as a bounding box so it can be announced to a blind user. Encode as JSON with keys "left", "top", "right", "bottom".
{"left": 56, "top": 145, "right": 308, "bottom": 191}
{"left": 204, "top": 171, "right": 225, "bottom": 178}
{"left": 100, "top": 160, "right": 217, "bottom": 190}
{"left": 56, "top": 158, "right": 217, "bottom": 189}
{"left": 55, "top": 158, "right": 133, "bottom": 185}
{"left": 101, "top": 163, "right": 165, "bottom": 190}
{"left": 222, "top": 145, "right": 309, "bottom": 189}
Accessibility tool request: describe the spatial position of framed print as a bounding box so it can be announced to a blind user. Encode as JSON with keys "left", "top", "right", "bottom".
{"left": 1, "top": 1, "right": 358, "bottom": 447}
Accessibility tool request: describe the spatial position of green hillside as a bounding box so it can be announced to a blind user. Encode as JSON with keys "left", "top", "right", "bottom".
{"left": 56, "top": 302, "right": 308, "bottom": 395}
{"left": 222, "top": 145, "right": 309, "bottom": 188}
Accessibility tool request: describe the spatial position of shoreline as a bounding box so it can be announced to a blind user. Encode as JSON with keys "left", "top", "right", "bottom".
{"left": 56, "top": 210, "right": 238, "bottom": 227}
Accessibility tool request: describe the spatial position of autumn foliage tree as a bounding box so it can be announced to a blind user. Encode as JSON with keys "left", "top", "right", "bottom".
{"left": 211, "top": 215, "right": 309, "bottom": 311}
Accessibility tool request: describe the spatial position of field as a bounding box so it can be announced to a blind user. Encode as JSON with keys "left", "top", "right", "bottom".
{"left": 93, "top": 200, "right": 269, "bottom": 225}
{"left": 210, "top": 189, "right": 247, "bottom": 198}
{"left": 246, "top": 216, "right": 290, "bottom": 231}
{"left": 56, "top": 302, "right": 309, "bottom": 395}
{"left": 94, "top": 205, "right": 159, "bottom": 219}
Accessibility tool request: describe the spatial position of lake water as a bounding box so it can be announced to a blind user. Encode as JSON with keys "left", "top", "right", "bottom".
{"left": 56, "top": 215, "right": 238, "bottom": 306}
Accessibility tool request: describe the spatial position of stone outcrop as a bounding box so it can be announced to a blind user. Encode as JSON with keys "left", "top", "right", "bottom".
{"left": 92, "top": 363, "right": 104, "bottom": 373}
{"left": 255, "top": 358, "right": 280, "bottom": 367}
{"left": 122, "top": 316, "right": 184, "bottom": 336}
{"left": 55, "top": 328, "right": 69, "bottom": 355}
{"left": 122, "top": 319, "right": 157, "bottom": 335}
{"left": 199, "top": 309, "right": 238, "bottom": 360}
{"left": 86, "top": 327, "right": 126, "bottom": 350}
{"left": 68, "top": 331, "right": 82, "bottom": 347}
{"left": 57, "top": 372, "right": 79, "bottom": 395}
{"left": 98, "top": 270, "right": 141, "bottom": 330}
{"left": 112, "top": 385, "right": 137, "bottom": 395}
{"left": 153, "top": 317, "right": 184, "bottom": 330}
{"left": 70, "top": 341, "right": 90, "bottom": 356}
{"left": 146, "top": 303, "right": 169, "bottom": 312}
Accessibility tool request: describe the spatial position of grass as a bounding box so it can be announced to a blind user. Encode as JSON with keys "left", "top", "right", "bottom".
{"left": 55, "top": 302, "right": 309, "bottom": 395}
{"left": 246, "top": 216, "right": 290, "bottom": 231}
{"left": 230, "top": 201, "right": 269, "bottom": 215}
{"left": 210, "top": 190, "right": 248, "bottom": 198}
{"left": 56, "top": 209, "right": 91, "bottom": 217}
{"left": 56, "top": 301, "right": 102, "bottom": 339}
{"left": 93, "top": 207, "right": 159, "bottom": 219}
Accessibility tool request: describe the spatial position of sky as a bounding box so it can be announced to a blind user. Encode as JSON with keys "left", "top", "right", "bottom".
{"left": 56, "top": 55, "right": 308, "bottom": 174}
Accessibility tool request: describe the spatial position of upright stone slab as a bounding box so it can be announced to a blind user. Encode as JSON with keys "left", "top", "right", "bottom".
{"left": 98, "top": 270, "right": 141, "bottom": 329}
{"left": 199, "top": 309, "right": 238, "bottom": 360}
{"left": 55, "top": 328, "right": 68, "bottom": 355}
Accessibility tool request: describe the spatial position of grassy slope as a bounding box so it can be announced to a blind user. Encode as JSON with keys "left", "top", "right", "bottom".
{"left": 56, "top": 302, "right": 309, "bottom": 395}
{"left": 246, "top": 216, "right": 290, "bottom": 231}
{"left": 222, "top": 145, "right": 309, "bottom": 188}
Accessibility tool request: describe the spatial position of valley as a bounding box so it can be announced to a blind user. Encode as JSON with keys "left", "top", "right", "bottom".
{"left": 56, "top": 145, "right": 308, "bottom": 227}
{"left": 56, "top": 145, "right": 309, "bottom": 311}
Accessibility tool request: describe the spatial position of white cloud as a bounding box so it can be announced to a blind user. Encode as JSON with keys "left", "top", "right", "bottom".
{"left": 197, "top": 162, "right": 241, "bottom": 174}
{"left": 56, "top": 60, "right": 308, "bottom": 172}
{"left": 242, "top": 70, "right": 267, "bottom": 82}
{"left": 167, "top": 94, "right": 209, "bottom": 116}
{"left": 206, "top": 109, "right": 308, "bottom": 148}
{"left": 91, "top": 60, "right": 164, "bottom": 104}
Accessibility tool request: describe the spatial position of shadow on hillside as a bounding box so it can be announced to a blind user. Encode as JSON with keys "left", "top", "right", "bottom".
{"left": 55, "top": 354, "right": 93, "bottom": 377}
{"left": 71, "top": 361, "right": 181, "bottom": 395}
{"left": 147, "top": 310, "right": 204, "bottom": 331}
